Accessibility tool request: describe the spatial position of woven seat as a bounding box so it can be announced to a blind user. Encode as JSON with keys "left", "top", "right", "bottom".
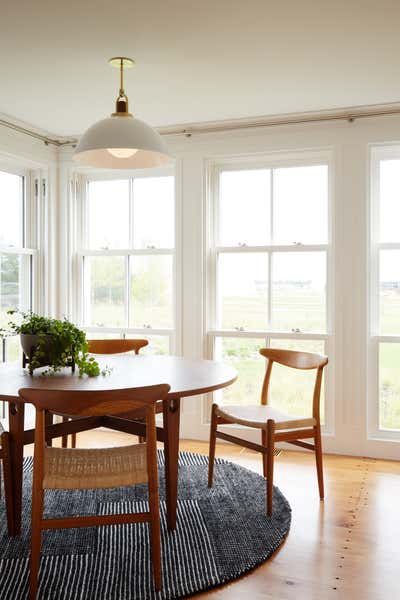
{"left": 44, "top": 444, "right": 148, "bottom": 490}
{"left": 216, "top": 404, "right": 316, "bottom": 431}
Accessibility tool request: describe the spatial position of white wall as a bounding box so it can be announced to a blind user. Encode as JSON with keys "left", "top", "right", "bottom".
{"left": 3, "top": 113, "right": 400, "bottom": 459}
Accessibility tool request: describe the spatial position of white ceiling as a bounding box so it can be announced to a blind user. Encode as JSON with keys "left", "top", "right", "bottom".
{"left": 1, "top": 1, "right": 400, "bottom": 137}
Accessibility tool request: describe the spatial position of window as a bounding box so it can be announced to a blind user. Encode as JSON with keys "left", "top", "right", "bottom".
{"left": 370, "top": 151, "right": 400, "bottom": 435}
{"left": 0, "top": 169, "right": 36, "bottom": 362}
{"left": 79, "top": 174, "right": 176, "bottom": 354}
{"left": 208, "top": 160, "right": 331, "bottom": 425}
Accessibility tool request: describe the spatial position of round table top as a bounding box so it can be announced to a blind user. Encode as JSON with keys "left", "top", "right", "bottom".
{"left": 0, "top": 354, "right": 237, "bottom": 401}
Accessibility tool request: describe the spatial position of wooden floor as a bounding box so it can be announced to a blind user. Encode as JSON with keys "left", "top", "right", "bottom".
{"left": 25, "top": 431, "right": 400, "bottom": 600}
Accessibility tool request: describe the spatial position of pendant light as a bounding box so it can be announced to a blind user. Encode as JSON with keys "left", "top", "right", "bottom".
{"left": 73, "top": 57, "right": 172, "bottom": 169}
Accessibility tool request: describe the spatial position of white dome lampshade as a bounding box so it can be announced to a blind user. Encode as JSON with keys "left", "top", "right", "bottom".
{"left": 73, "top": 57, "right": 172, "bottom": 169}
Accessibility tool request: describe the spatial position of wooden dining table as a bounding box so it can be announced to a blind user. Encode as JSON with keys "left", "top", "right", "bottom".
{"left": 0, "top": 354, "right": 236, "bottom": 536}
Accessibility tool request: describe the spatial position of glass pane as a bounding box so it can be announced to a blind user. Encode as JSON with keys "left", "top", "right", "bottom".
{"left": 270, "top": 339, "right": 326, "bottom": 420}
{"left": 214, "top": 337, "right": 265, "bottom": 406}
{"left": 219, "top": 170, "right": 270, "bottom": 246}
{"left": 272, "top": 252, "right": 326, "bottom": 332}
{"left": 84, "top": 256, "right": 125, "bottom": 327}
{"left": 4, "top": 335, "right": 22, "bottom": 363}
{"left": 130, "top": 256, "right": 173, "bottom": 328}
{"left": 85, "top": 332, "right": 118, "bottom": 341}
{"left": 126, "top": 334, "right": 170, "bottom": 355}
{"left": 273, "top": 165, "right": 328, "bottom": 244}
{"left": 0, "top": 253, "right": 30, "bottom": 363}
{"left": 0, "top": 254, "right": 31, "bottom": 325}
{"left": 0, "top": 171, "right": 23, "bottom": 247}
{"left": 379, "top": 160, "right": 400, "bottom": 243}
{"left": 379, "top": 250, "right": 400, "bottom": 335}
{"left": 218, "top": 252, "right": 268, "bottom": 330}
{"left": 88, "top": 180, "right": 130, "bottom": 249}
{"left": 379, "top": 343, "right": 400, "bottom": 431}
{"left": 133, "top": 176, "right": 174, "bottom": 249}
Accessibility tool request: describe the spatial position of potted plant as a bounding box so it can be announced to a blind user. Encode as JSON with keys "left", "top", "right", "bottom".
{"left": 0, "top": 310, "right": 102, "bottom": 376}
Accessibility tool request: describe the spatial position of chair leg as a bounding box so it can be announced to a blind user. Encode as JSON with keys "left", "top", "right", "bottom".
{"left": 314, "top": 425, "right": 324, "bottom": 500}
{"left": 2, "top": 437, "right": 14, "bottom": 535}
{"left": 30, "top": 486, "right": 44, "bottom": 600}
{"left": 208, "top": 404, "right": 218, "bottom": 488}
{"left": 266, "top": 419, "right": 275, "bottom": 516}
{"left": 61, "top": 416, "right": 69, "bottom": 448}
{"left": 45, "top": 411, "right": 53, "bottom": 447}
{"left": 148, "top": 496, "right": 161, "bottom": 591}
{"left": 261, "top": 429, "right": 268, "bottom": 478}
{"left": 61, "top": 417, "right": 76, "bottom": 448}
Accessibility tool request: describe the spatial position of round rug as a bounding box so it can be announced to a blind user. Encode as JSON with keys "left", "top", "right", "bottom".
{"left": 0, "top": 452, "right": 291, "bottom": 599}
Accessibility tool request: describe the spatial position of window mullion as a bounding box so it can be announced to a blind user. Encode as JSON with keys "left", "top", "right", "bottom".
{"left": 129, "top": 177, "right": 134, "bottom": 249}
{"left": 125, "top": 255, "right": 130, "bottom": 329}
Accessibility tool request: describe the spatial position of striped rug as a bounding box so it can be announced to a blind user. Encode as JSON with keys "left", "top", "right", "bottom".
{"left": 0, "top": 452, "right": 291, "bottom": 599}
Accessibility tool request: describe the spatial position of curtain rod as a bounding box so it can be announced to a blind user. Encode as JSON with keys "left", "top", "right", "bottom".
{"left": 2, "top": 103, "right": 400, "bottom": 146}
{"left": 158, "top": 105, "right": 400, "bottom": 137}
{"left": 0, "top": 118, "right": 77, "bottom": 147}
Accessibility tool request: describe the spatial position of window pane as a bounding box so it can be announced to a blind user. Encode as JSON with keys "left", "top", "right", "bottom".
{"left": 0, "top": 171, "right": 23, "bottom": 247}
{"left": 219, "top": 170, "right": 270, "bottom": 246}
{"left": 379, "top": 343, "right": 400, "bottom": 431}
{"left": 379, "top": 250, "right": 400, "bottom": 335}
{"left": 133, "top": 177, "right": 174, "bottom": 249}
{"left": 270, "top": 339, "right": 326, "bottom": 420}
{"left": 214, "top": 337, "right": 265, "bottom": 406}
{"left": 84, "top": 256, "right": 125, "bottom": 327}
{"left": 273, "top": 165, "right": 328, "bottom": 244}
{"left": 218, "top": 252, "right": 268, "bottom": 330}
{"left": 379, "top": 160, "right": 400, "bottom": 243}
{"left": 88, "top": 180, "right": 130, "bottom": 249}
{"left": 130, "top": 256, "right": 173, "bottom": 328}
{"left": 0, "top": 253, "right": 31, "bottom": 364}
{"left": 272, "top": 252, "right": 326, "bottom": 332}
{"left": 4, "top": 335, "right": 22, "bottom": 363}
{"left": 126, "top": 334, "right": 170, "bottom": 355}
{"left": 0, "top": 254, "right": 31, "bottom": 322}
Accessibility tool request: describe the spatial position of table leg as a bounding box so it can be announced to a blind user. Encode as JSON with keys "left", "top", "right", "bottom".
{"left": 163, "top": 397, "right": 181, "bottom": 530}
{"left": 8, "top": 401, "right": 24, "bottom": 536}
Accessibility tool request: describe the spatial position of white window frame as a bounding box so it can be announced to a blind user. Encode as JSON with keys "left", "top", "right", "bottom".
{"left": 368, "top": 145, "right": 400, "bottom": 441}
{"left": 204, "top": 150, "right": 335, "bottom": 435}
{"left": 0, "top": 162, "right": 42, "bottom": 361}
{"left": 73, "top": 166, "right": 181, "bottom": 354}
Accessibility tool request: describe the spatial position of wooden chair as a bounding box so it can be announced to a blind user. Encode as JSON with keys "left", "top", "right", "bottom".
{"left": 0, "top": 420, "right": 13, "bottom": 534}
{"left": 208, "top": 348, "right": 328, "bottom": 515}
{"left": 18, "top": 383, "right": 170, "bottom": 600}
{"left": 61, "top": 339, "right": 149, "bottom": 448}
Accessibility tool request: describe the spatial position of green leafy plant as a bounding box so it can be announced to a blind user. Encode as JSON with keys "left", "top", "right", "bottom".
{"left": 0, "top": 310, "right": 108, "bottom": 377}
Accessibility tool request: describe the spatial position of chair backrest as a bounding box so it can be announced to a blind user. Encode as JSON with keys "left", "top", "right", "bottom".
{"left": 259, "top": 348, "right": 328, "bottom": 422}
{"left": 18, "top": 384, "right": 170, "bottom": 417}
{"left": 87, "top": 339, "right": 149, "bottom": 355}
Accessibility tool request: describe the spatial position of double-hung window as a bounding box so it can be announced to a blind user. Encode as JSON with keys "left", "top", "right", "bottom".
{"left": 79, "top": 173, "right": 176, "bottom": 354}
{"left": 0, "top": 168, "right": 36, "bottom": 362}
{"left": 370, "top": 148, "right": 400, "bottom": 438}
{"left": 208, "top": 156, "right": 333, "bottom": 429}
